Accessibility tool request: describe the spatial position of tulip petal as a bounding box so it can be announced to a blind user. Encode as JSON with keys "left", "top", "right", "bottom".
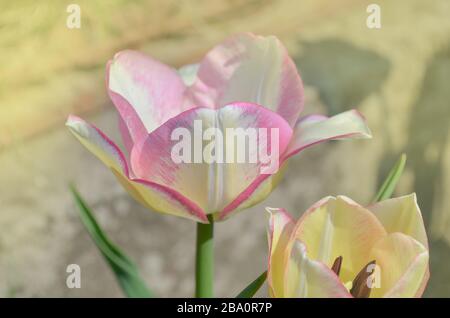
{"left": 223, "top": 110, "right": 372, "bottom": 219}
{"left": 284, "top": 110, "right": 372, "bottom": 159}
{"left": 130, "top": 107, "right": 211, "bottom": 213}
{"left": 293, "top": 196, "right": 387, "bottom": 285}
{"left": 66, "top": 115, "right": 207, "bottom": 223}
{"left": 66, "top": 115, "right": 129, "bottom": 174}
{"left": 266, "top": 208, "right": 295, "bottom": 297}
{"left": 217, "top": 163, "right": 287, "bottom": 220}
{"left": 107, "top": 50, "right": 192, "bottom": 146}
{"left": 284, "top": 240, "right": 352, "bottom": 298}
{"left": 368, "top": 233, "right": 429, "bottom": 298}
{"left": 178, "top": 63, "right": 199, "bottom": 86}
{"left": 367, "top": 193, "right": 428, "bottom": 248}
{"left": 189, "top": 33, "right": 304, "bottom": 127}
{"left": 131, "top": 102, "right": 292, "bottom": 216}
{"left": 118, "top": 115, "right": 134, "bottom": 155}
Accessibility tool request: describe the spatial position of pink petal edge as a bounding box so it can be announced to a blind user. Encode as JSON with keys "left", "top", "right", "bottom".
{"left": 66, "top": 115, "right": 208, "bottom": 223}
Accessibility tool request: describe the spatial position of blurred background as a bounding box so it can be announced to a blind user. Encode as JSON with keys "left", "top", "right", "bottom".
{"left": 1, "top": 0, "right": 450, "bottom": 297}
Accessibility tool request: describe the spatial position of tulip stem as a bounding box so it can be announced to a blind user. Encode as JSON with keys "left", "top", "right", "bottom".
{"left": 195, "top": 215, "right": 214, "bottom": 298}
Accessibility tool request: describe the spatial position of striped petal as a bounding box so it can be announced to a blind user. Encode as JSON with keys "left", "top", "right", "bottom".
{"left": 266, "top": 207, "right": 295, "bottom": 297}
{"left": 284, "top": 240, "right": 352, "bottom": 298}
{"left": 189, "top": 33, "right": 304, "bottom": 127}
{"left": 367, "top": 193, "right": 428, "bottom": 248}
{"left": 66, "top": 115, "right": 207, "bottom": 223}
{"left": 368, "top": 233, "right": 429, "bottom": 298}
{"left": 107, "top": 50, "right": 192, "bottom": 150}
{"left": 293, "top": 196, "right": 387, "bottom": 285}
{"left": 130, "top": 102, "right": 292, "bottom": 216}
{"left": 284, "top": 110, "right": 372, "bottom": 159}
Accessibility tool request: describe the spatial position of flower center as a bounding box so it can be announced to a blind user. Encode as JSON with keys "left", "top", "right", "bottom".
{"left": 331, "top": 256, "right": 377, "bottom": 298}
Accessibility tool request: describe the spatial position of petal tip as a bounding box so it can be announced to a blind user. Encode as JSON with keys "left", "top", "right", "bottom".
{"left": 266, "top": 206, "right": 293, "bottom": 231}
{"left": 351, "top": 109, "right": 372, "bottom": 139}
{"left": 265, "top": 206, "right": 282, "bottom": 215}
{"left": 65, "top": 115, "right": 93, "bottom": 139}
{"left": 66, "top": 114, "right": 80, "bottom": 125}
{"left": 65, "top": 115, "right": 85, "bottom": 133}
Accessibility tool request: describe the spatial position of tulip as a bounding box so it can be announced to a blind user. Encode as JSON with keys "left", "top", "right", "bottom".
{"left": 267, "top": 194, "right": 429, "bottom": 297}
{"left": 66, "top": 33, "right": 371, "bottom": 223}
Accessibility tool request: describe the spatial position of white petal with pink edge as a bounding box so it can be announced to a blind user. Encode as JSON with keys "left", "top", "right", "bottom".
{"left": 130, "top": 102, "right": 293, "bottom": 215}
{"left": 107, "top": 50, "right": 192, "bottom": 146}
{"left": 66, "top": 115, "right": 208, "bottom": 223}
{"left": 284, "top": 110, "right": 372, "bottom": 159}
{"left": 188, "top": 33, "right": 304, "bottom": 127}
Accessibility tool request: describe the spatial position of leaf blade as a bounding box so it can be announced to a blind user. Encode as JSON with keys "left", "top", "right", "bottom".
{"left": 70, "top": 185, "right": 153, "bottom": 298}
{"left": 373, "top": 153, "right": 407, "bottom": 202}
{"left": 236, "top": 271, "right": 267, "bottom": 298}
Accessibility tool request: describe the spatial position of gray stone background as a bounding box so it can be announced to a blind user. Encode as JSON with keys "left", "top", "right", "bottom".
{"left": 1, "top": 0, "right": 450, "bottom": 297}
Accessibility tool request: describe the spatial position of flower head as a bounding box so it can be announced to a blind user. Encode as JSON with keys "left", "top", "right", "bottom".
{"left": 67, "top": 33, "right": 371, "bottom": 223}
{"left": 267, "top": 194, "right": 429, "bottom": 297}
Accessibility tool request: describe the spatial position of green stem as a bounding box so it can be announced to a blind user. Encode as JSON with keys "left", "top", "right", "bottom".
{"left": 195, "top": 215, "right": 214, "bottom": 298}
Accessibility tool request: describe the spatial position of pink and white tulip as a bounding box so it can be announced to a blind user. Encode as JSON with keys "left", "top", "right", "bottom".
{"left": 267, "top": 194, "right": 429, "bottom": 297}
{"left": 67, "top": 33, "right": 371, "bottom": 223}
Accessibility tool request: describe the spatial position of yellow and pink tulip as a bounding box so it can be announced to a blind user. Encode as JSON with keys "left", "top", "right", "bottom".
{"left": 66, "top": 33, "right": 371, "bottom": 223}
{"left": 267, "top": 194, "right": 429, "bottom": 297}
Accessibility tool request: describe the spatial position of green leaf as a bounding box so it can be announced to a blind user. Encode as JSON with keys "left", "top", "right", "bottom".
{"left": 236, "top": 271, "right": 267, "bottom": 298}
{"left": 70, "top": 185, "right": 152, "bottom": 298}
{"left": 373, "top": 154, "right": 407, "bottom": 202}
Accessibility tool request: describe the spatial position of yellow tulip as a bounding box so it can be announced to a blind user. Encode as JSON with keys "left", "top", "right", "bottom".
{"left": 267, "top": 194, "right": 429, "bottom": 298}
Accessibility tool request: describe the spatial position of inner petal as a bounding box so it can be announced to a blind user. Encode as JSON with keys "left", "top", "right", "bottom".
{"left": 130, "top": 103, "right": 292, "bottom": 214}
{"left": 368, "top": 232, "right": 428, "bottom": 297}
{"left": 294, "top": 196, "right": 387, "bottom": 284}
